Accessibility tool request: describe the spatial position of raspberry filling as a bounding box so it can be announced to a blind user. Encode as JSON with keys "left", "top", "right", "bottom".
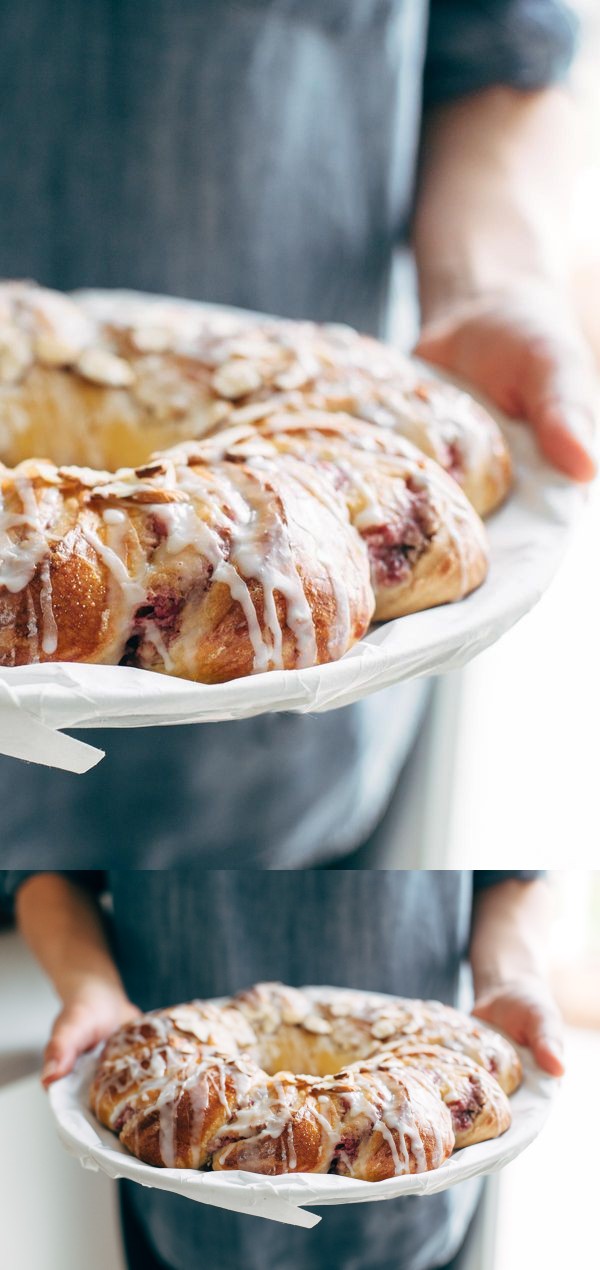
{"left": 449, "top": 1103, "right": 477, "bottom": 1132}
{"left": 448, "top": 1083, "right": 484, "bottom": 1132}
{"left": 446, "top": 439, "right": 464, "bottom": 481}
{"left": 135, "top": 590, "right": 184, "bottom": 632}
{"left": 114, "top": 1104, "right": 136, "bottom": 1133}
{"left": 363, "top": 487, "right": 438, "bottom": 588}
{"left": 333, "top": 1133, "right": 360, "bottom": 1162}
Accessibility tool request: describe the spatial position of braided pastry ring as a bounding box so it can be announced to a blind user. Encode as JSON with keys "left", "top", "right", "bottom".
{"left": 90, "top": 983, "right": 521, "bottom": 1180}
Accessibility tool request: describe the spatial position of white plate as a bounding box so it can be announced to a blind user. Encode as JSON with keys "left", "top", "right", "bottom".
{"left": 0, "top": 295, "right": 584, "bottom": 772}
{"left": 48, "top": 996, "right": 557, "bottom": 1229}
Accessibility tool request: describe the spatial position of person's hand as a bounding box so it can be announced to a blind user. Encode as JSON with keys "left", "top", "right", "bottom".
{"left": 473, "top": 978, "right": 565, "bottom": 1077}
{"left": 41, "top": 977, "right": 140, "bottom": 1087}
{"left": 415, "top": 286, "right": 598, "bottom": 482}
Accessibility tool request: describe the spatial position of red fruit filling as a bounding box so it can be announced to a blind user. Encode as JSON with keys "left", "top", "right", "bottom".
{"left": 114, "top": 1104, "right": 136, "bottom": 1133}
{"left": 136, "top": 590, "right": 184, "bottom": 630}
{"left": 362, "top": 482, "right": 438, "bottom": 588}
{"left": 448, "top": 1083, "right": 484, "bottom": 1132}
{"left": 333, "top": 1134, "right": 360, "bottom": 1162}
{"left": 446, "top": 440, "right": 464, "bottom": 481}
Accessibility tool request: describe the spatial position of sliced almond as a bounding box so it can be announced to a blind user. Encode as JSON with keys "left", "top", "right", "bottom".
{"left": 35, "top": 331, "right": 81, "bottom": 367}
{"left": 128, "top": 487, "right": 188, "bottom": 505}
{"left": 170, "top": 1011, "right": 212, "bottom": 1043}
{"left": 76, "top": 346, "right": 135, "bottom": 388}
{"left": 91, "top": 483, "right": 187, "bottom": 505}
{"left": 57, "top": 465, "right": 112, "bottom": 488}
{"left": 274, "top": 364, "right": 310, "bottom": 391}
{"left": 134, "top": 462, "right": 168, "bottom": 479}
{"left": 230, "top": 396, "right": 282, "bottom": 426}
{"left": 398, "top": 1017, "right": 421, "bottom": 1034}
{"left": 328, "top": 999, "right": 355, "bottom": 1018}
{"left": 131, "top": 324, "right": 173, "bottom": 354}
{"left": 219, "top": 1009, "right": 257, "bottom": 1047}
{"left": 211, "top": 359, "right": 263, "bottom": 399}
{"left": 281, "top": 1005, "right": 309, "bottom": 1025}
{"left": 223, "top": 336, "right": 280, "bottom": 363}
{"left": 0, "top": 327, "right": 33, "bottom": 383}
{"left": 204, "top": 399, "right": 233, "bottom": 427}
{"left": 174, "top": 1016, "right": 212, "bottom": 1036}
{"left": 371, "top": 1018, "right": 399, "bottom": 1040}
{"left": 259, "top": 1009, "right": 281, "bottom": 1035}
{"left": 303, "top": 1014, "right": 332, "bottom": 1035}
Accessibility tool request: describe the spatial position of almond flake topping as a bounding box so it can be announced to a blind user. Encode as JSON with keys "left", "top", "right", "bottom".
{"left": 169, "top": 1008, "right": 216, "bottom": 1041}
{"left": 76, "top": 347, "right": 135, "bottom": 387}
{"left": 281, "top": 1004, "right": 309, "bottom": 1025}
{"left": 302, "top": 1014, "right": 332, "bottom": 1035}
{"left": 273, "top": 364, "right": 311, "bottom": 391}
{"left": 34, "top": 332, "right": 81, "bottom": 367}
{"left": 229, "top": 397, "right": 282, "bottom": 426}
{"left": 211, "top": 359, "right": 263, "bottom": 399}
{"left": 131, "top": 325, "right": 173, "bottom": 354}
{"left": 328, "top": 1000, "right": 356, "bottom": 1018}
{"left": 371, "top": 1018, "right": 399, "bottom": 1040}
{"left": 0, "top": 327, "right": 33, "bottom": 383}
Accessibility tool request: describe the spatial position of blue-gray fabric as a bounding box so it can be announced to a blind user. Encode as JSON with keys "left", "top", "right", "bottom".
{"left": 0, "top": 868, "right": 542, "bottom": 1269}
{"left": 0, "top": 1, "right": 579, "bottom": 323}
{"left": 0, "top": 678, "right": 429, "bottom": 867}
{"left": 0, "top": 0, "right": 577, "bottom": 869}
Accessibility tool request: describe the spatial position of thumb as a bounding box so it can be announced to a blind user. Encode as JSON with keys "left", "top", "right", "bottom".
{"left": 526, "top": 399, "right": 597, "bottom": 482}
{"left": 524, "top": 1007, "right": 565, "bottom": 1078}
{"left": 517, "top": 346, "right": 598, "bottom": 482}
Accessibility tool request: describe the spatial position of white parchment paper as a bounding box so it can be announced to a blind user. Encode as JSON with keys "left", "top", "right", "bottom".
{"left": 48, "top": 996, "right": 556, "bottom": 1229}
{"left": 0, "top": 295, "right": 585, "bottom": 772}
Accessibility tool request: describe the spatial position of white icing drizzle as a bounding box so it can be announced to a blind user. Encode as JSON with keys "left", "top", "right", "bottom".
{"left": 80, "top": 518, "right": 146, "bottom": 659}
{"left": 0, "top": 476, "right": 50, "bottom": 593}
{"left": 38, "top": 557, "right": 58, "bottom": 654}
{"left": 224, "top": 464, "right": 318, "bottom": 671}
{"left": 25, "top": 587, "right": 39, "bottom": 661}
{"left": 282, "top": 460, "right": 353, "bottom": 659}
{"left": 169, "top": 461, "right": 318, "bottom": 673}
{"left": 157, "top": 502, "right": 201, "bottom": 554}
{"left": 81, "top": 522, "right": 139, "bottom": 596}
{"left": 377, "top": 1118, "right": 405, "bottom": 1174}
{"left": 338, "top": 458, "right": 389, "bottom": 533}
{"left": 143, "top": 620, "right": 175, "bottom": 672}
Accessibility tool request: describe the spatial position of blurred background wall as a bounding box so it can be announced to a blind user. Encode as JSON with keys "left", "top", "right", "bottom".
{"left": 495, "top": 870, "right": 600, "bottom": 1269}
